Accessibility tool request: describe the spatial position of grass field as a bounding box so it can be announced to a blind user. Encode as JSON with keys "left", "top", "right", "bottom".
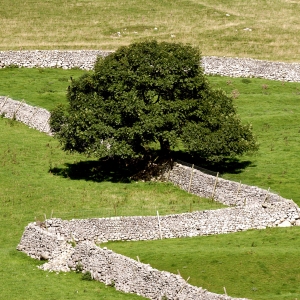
{"left": 107, "top": 227, "right": 300, "bottom": 300}
{"left": 1, "top": 0, "right": 300, "bottom": 62}
{"left": 1, "top": 67, "right": 300, "bottom": 299}
{"left": 1, "top": 67, "right": 300, "bottom": 203}
{"left": 1, "top": 0, "right": 300, "bottom": 298}
{"left": 0, "top": 116, "right": 223, "bottom": 300}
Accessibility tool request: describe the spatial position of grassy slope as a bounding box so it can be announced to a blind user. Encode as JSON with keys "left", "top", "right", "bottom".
{"left": 0, "top": 67, "right": 87, "bottom": 110}
{"left": 0, "top": 0, "right": 300, "bottom": 62}
{"left": 1, "top": 68, "right": 300, "bottom": 299}
{"left": 107, "top": 227, "right": 300, "bottom": 300}
{"left": 1, "top": 68, "right": 300, "bottom": 203}
{"left": 208, "top": 76, "right": 300, "bottom": 205}
{"left": 0, "top": 113, "right": 221, "bottom": 299}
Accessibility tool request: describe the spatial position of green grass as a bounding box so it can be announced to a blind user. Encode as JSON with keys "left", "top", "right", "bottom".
{"left": 0, "top": 0, "right": 300, "bottom": 62}
{"left": 0, "top": 67, "right": 88, "bottom": 110}
{"left": 2, "top": 67, "right": 299, "bottom": 203}
{"left": 1, "top": 68, "right": 300, "bottom": 299}
{"left": 207, "top": 76, "right": 300, "bottom": 205}
{"left": 0, "top": 116, "right": 222, "bottom": 299}
{"left": 0, "top": 251, "right": 145, "bottom": 300}
{"left": 106, "top": 227, "right": 300, "bottom": 300}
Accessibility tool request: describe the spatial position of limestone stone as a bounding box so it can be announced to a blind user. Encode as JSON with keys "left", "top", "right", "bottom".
{"left": 278, "top": 220, "right": 292, "bottom": 227}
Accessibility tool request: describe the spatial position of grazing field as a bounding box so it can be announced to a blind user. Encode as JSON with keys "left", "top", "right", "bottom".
{"left": 1, "top": 0, "right": 300, "bottom": 62}
{"left": 0, "top": 90, "right": 222, "bottom": 299}
{"left": 107, "top": 227, "right": 300, "bottom": 300}
{"left": 1, "top": 67, "right": 300, "bottom": 298}
{"left": 208, "top": 75, "right": 300, "bottom": 205}
{"left": 1, "top": 67, "right": 300, "bottom": 204}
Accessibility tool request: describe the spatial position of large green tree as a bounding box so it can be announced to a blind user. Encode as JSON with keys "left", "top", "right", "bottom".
{"left": 50, "top": 40, "right": 258, "bottom": 162}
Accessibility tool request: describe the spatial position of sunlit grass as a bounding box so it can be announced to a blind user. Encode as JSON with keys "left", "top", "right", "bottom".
{"left": 107, "top": 226, "right": 300, "bottom": 300}
{"left": 1, "top": 67, "right": 300, "bottom": 299}
{"left": 207, "top": 75, "right": 300, "bottom": 205}
{"left": 0, "top": 0, "right": 299, "bottom": 61}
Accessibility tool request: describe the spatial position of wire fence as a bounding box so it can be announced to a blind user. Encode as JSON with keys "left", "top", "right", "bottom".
{"left": 176, "top": 160, "right": 218, "bottom": 177}
{"left": 45, "top": 201, "right": 224, "bottom": 220}
{"left": 175, "top": 159, "right": 282, "bottom": 198}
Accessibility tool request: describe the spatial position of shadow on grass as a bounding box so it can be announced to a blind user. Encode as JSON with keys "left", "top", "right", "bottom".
{"left": 50, "top": 150, "right": 255, "bottom": 183}
{"left": 173, "top": 150, "right": 255, "bottom": 175}
{"left": 49, "top": 159, "right": 134, "bottom": 183}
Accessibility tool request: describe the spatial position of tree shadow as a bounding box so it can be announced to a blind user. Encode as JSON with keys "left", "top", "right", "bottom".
{"left": 49, "top": 150, "right": 255, "bottom": 183}
{"left": 173, "top": 150, "right": 255, "bottom": 175}
{"left": 49, "top": 153, "right": 166, "bottom": 183}
{"left": 49, "top": 159, "right": 134, "bottom": 183}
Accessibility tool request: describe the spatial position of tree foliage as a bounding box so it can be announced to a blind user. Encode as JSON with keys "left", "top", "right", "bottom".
{"left": 50, "top": 40, "right": 258, "bottom": 162}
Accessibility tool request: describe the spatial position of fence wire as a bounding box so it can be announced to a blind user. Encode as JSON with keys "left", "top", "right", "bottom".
{"left": 176, "top": 160, "right": 218, "bottom": 176}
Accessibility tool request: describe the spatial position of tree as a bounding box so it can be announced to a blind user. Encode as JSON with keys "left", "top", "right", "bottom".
{"left": 50, "top": 40, "right": 258, "bottom": 162}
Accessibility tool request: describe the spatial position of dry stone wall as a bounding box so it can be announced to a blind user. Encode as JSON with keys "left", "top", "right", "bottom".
{"left": 165, "top": 163, "right": 286, "bottom": 208}
{"left": 17, "top": 190, "right": 299, "bottom": 300}
{"left": 1, "top": 50, "right": 300, "bottom": 82}
{"left": 17, "top": 161, "right": 300, "bottom": 299}
{"left": 0, "top": 50, "right": 112, "bottom": 70}
{"left": 0, "top": 96, "right": 52, "bottom": 134}
{"left": 34, "top": 201, "right": 299, "bottom": 244}
{"left": 18, "top": 223, "right": 247, "bottom": 300}
{"left": 12, "top": 51, "right": 300, "bottom": 299}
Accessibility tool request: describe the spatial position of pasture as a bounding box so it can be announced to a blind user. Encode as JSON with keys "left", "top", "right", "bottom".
{"left": 0, "top": 0, "right": 300, "bottom": 62}
{"left": 1, "top": 67, "right": 300, "bottom": 299}
{"left": 1, "top": 0, "right": 300, "bottom": 298}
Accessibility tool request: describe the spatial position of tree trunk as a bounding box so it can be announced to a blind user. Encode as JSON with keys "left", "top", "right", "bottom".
{"left": 159, "top": 137, "right": 171, "bottom": 156}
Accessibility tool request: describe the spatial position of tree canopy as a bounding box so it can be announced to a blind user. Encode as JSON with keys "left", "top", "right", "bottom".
{"left": 50, "top": 40, "right": 258, "bottom": 162}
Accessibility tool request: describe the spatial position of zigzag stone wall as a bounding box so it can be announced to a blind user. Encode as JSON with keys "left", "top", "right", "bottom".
{"left": 17, "top": 223, "right": 247, "bottom": 300}
{"left": 11, "top": 51, "right": 300, "bottom": 299}
{"left": 17, "top": 193, "right": 299, "bottom": 299}
{"left": 16, "top": 160, "right": 300, "bottom": 299}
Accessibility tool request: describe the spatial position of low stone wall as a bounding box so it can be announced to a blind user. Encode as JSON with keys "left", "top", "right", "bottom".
{"left": 17, "top": 192, "right": 299, "bottom": 299}
{"left": 165, "top": 163, "right": 286, "bottom": 208}
{"left": 0, "top": 96, "right": 52, "bottom": 134}
{"left": 1, "top": 50, "right": 300, "bottom": 82}
{"left": 35, "top": 202, "right": 299, "bottom": 244}
{"left": 17, "top": 223, "right": 247, "bottom": 300}
{"left": 0, "top": 50, "right": 112, "bottom": 70}
{"left": 202, "top": 56, "right": 300, "bottom": 82}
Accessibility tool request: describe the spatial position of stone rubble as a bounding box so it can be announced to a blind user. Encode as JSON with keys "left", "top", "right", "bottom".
{"left": 0, "top": 50, "right": 299, "bottom": 82}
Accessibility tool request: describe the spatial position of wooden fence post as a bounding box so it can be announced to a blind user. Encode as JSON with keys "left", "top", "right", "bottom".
{"left": 157, "top": 211, "right": 162, "bottom": 240}
{"left": 13, "top": 99, "right": 24, "bottom": 118}
{"left": 263, "top": 187, "right": 270, "bottom": 203}
{"left": 0, "top": 96, "right": 9, "bottom": 112}
{"left": 211, "top": 172, "right": 219, "bottom": 200}
{"left": 28, "top": 107, "right": 38, "bottom": 125}
{"left": 42, "top": 116, "right": 50, "bottom": 132}
{"left": 188, "top": 164, "right": 194, "bottom": 193}
{"left": 235, "top": 181, "right": 242, "bottom": 205}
